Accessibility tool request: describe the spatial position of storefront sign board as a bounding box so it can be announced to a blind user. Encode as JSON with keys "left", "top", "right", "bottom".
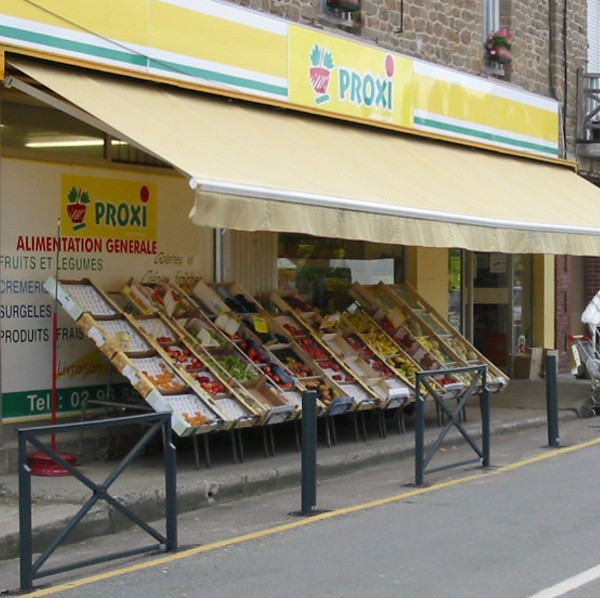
{"left": 0, "top": 159, "right": 212, "bottom": 422}
{"left": 0, "top": 0, "right": 559, "bottom": 158}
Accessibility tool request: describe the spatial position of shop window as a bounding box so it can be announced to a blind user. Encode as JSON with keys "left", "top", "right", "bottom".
{"left": 1, "top": 87, "right": 168, "bottom": 168}
{"left": 448, "top": 249, "right": 463, "bottom": 332}
{"left": 278, "top": 234, "right": 404, "bottom": 314}
{"left": 589, "top": 0, "right": 600, "bottom": 72}
{"left": 484, "top": 0, "right": 500, "bottom": 38}
{"left": 318, "top": 0, "right": 361, "bottom": 31}
{"left": 1, "top": 94, "right": 105, "bottom": 159}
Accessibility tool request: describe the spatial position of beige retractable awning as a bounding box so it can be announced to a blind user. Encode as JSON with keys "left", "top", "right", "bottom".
{"left": 8, "top": 57, "right": 600, "bottom": 255}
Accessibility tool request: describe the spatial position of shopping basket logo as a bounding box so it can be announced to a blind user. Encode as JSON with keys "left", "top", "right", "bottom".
{"left": 66, "top": 186, "right": 91, "bottom": 231}
{"left": 309, "top": 44, "right": 334, "bottom": 105}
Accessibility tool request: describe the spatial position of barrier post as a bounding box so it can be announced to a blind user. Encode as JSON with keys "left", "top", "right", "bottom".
{"left": 301, "top": 390, "right": 318, "bottom": 514}
{"left": 545, "top": 353, "right": 560, "bottom": 447}
{"left": 18, "top": 431, "right": 33, "bottom": 592}
{"left": 480, "top": 368, "right": 490, "bottom": 467}
{"left": 414, "top": 378, "right": 425, "bottom": 487}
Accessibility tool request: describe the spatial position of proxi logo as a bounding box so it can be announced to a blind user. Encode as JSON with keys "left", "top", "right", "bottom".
{"left": 309, "top": 44, "right": 334, "bottom": 105}
{"left": 339, "top": 54, "right": 395, "bottom": 110}
{"left": 94, "top": 185, "right": 151, "bottom": 229}
{"left": 66, "top": 187, "right": 91, "bottom": 231}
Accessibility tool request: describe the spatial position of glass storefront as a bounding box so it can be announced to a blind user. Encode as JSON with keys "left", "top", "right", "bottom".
{"left": 448, "top": 248, "right": 463, "bottom": 332}
{"left": 465, "top": 251, "right": 533, "bottom": 374}
{"left": 277, "top": 234, "right": 405, "bottom": 313}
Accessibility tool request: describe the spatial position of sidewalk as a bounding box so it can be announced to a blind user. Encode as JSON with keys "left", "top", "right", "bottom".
{"left": 0, "top": 377, "right": 592, "bottom": 562}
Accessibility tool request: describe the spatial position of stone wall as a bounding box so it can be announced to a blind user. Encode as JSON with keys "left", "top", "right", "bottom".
{"left": 585, "top": 257, "right": 600, "bottom": 303}
{"left": 228, "top": 0, "right": 587, "bottom": 105}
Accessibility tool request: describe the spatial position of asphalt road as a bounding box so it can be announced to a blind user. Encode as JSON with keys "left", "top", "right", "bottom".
{"left": 14, "top": 420, "right": 600, "bottom": 598}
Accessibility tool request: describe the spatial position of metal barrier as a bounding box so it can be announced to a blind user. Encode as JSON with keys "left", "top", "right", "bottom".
{"left": 415, "top": 365, "right": 490, "bottom": 486}
{"left": 19, "top": 412, "right": 177, "bottom": 592}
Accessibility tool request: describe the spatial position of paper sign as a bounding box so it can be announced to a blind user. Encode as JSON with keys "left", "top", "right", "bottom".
{"left": 320, "top": 314, "right": 340, "bottom": 329}
{"left": 215, "top": 313, "right": 239, "bottom": 337}
{"left": 253, "top": 316, "right": 269, "bottom": 334}
{"left": 198, "top": 327, "right": 219, "bottom": 347}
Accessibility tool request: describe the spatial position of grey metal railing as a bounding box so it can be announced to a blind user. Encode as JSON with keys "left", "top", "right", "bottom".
{"left": 414, "top": 365, "right": 490, "bottom": 486}
{"left": 19, "top": 412, "right": 177, "bottom": 592}
{"left": 577, "top": 71, "right": 600, "bottom": 143}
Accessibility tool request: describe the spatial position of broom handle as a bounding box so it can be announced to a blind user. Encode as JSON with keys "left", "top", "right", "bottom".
{"left": 50, "top": 218, "right": 61, "bottom": 451}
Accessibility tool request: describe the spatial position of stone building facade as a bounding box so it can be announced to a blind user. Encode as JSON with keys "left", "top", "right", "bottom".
{"left": 228, "top": 0, "right": 600, "bottom": 370}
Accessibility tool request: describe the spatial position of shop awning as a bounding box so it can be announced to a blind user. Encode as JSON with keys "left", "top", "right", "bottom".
{"left": 7, "top": 57, "right": 600, "bottom": 255}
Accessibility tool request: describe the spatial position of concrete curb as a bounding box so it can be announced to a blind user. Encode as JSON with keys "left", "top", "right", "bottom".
{"left": 0, "top": 409, "right": 578, "bottom": 562}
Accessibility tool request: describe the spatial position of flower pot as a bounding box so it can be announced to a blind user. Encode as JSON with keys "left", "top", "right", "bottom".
{"left": 487, "top": 46, "right": 512, "bottom": 64}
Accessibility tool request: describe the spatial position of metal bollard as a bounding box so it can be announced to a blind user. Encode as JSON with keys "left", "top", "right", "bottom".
{"left": 545, "top": 353, "right": 560, "bottom": 447}
{"left": 480, "top": 369, "right": 490, "bottom": 467}
{"left": 301, "top": 390, "right": 318, "bottom": 514}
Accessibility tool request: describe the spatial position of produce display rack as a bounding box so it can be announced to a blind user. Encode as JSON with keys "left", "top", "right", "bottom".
{"left": 44, "top": 277, "right": 225, "bottom": 438}
{"left": 126, "top": 280, "right": 298, "bottom": 426}
{"left": 190, "top": 279, "right": 351, "bottom": 417}
{"left": 45, "top": 272, "right": 506, "bottom": 458}
{"left": 348, "top": 284, "right": 466, "bottom": 395}
{"left": 123, "top": 313, "right": 260, "bottom": 430}
{"left": 208, "top": 281, "right": 376, "bottom": 417}
{"left": 367, "top": 282, "right": 508, "bottom": 392}
{"left": 270, "top": 290, "right": 411, "bottom": 411}
{"left": 266, "top": 310, "right": 382, "bottom": 413}
{"left": 339, "top": 310, "right": 423, "bottom": 390}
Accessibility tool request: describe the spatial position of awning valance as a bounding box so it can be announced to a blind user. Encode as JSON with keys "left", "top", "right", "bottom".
{"left": 8, "top": 57, "right": 600, "bottom": 255}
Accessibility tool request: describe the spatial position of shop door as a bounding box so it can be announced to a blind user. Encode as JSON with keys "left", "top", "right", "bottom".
{"left": 467, "top": 252, "right": 512, "bottom": 371}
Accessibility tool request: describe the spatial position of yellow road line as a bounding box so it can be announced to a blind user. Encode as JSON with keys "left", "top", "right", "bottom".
{"left": 27, "top": 436, "right": 600, "bottom": 596}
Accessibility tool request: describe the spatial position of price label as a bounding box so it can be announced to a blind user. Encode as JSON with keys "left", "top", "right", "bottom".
{"left": 320, "top": 314, "right": 340, "bottom": 330}
{"left": 253, "top": 316, "right": 269, "bottom": 334}
{"left": 215, "top": 313, "right": 239, "bottom": 337}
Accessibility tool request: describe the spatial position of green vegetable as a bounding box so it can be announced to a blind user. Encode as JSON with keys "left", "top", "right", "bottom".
{"left": 209, "top": 355, "right": 258, "bottom": 382}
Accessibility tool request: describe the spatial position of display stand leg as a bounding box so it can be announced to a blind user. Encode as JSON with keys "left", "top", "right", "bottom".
{"left": 294, "top": 420, "right": 301, "bottom": 452}
{"left": 230, "top": 430, "right": 238, "bottom": 464}
{"left": 269, "top": 425, "right": 275, "bottom": 457}
{"left": 360, "top": 412, "right": 367, "bottom": 441}
{"left": 324, "top": 418, "right": 332, "bottom": 448}
{"left": 330, "top": 417, "right": 337, "bottom": 445}
{"left": 352, "top": 412, "right": 359, "bottom": 442}
{"left": 379, "top": 409, "right": 387, "bottom": 438}
{"left": 396, "top": 407, "right": 405, "bottom": 434}
{"left": 237, "top": 429, "right": 245, "bottom": 462}
{"left": 192, "top": 435, "right": 201, "bottom": 470}
{"left": 203, "top": 434, "right": 211, "bottom": 469}
{"left": 262, "top": 427, "right": 269, "bottom": 458}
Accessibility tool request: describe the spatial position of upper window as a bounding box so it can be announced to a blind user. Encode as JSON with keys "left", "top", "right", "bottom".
{"left": 589, "top": 0, "right": 600, "bottom": 72}
{"left": 484, "top": 0, "right": 500, "bottom": 37}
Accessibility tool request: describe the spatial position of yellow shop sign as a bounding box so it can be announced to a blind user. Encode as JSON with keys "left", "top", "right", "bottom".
{"left": 289, "top": 26, "right": 413, "bottom": 127}
{"left": 61, "top": 175, "right": 157, "bottom": 244}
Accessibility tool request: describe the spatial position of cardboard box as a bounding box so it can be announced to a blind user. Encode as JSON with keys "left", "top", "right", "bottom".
{"left": 541, "top": 349, "right": 560, "bottom": 377}
{"left": 512, "top": 348, "right": 543, "bottom": 379}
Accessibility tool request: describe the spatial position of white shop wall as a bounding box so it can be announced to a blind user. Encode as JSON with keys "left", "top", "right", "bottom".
{"left": 0, "top": 158, "right": 214, "bottom": 422}
{"left": 222, "top": 230, "right": 278, "bottom": 298}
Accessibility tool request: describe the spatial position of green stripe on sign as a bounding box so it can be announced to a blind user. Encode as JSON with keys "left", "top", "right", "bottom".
{"left": 148, "top": 58, "right": 288, "bottom": 97}
{"left": 414, "top": 116, "right": 558, "bottom": 156}
{"left": 0, "top": 25, "right": 288, "bottom": 98}
{"left": 0, "top": 25, "right": 148, "bottom": 67}
{"left": 2, "top": 384, "right": 136, "bottom": 420}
